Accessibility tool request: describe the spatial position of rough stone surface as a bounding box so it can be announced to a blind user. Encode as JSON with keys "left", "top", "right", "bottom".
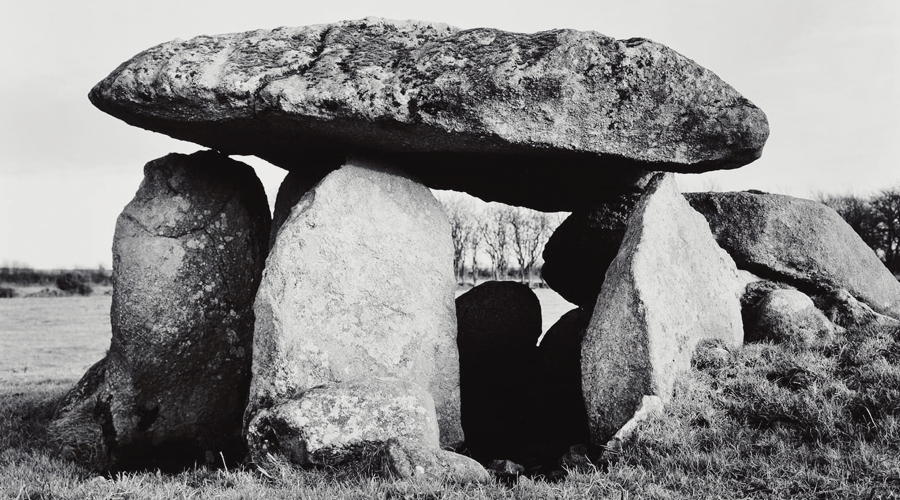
{"left": 246, "top": 378, "right": 438, "bottom": 465}
{"left": 532, "top": 307, "right": 591, "bottom": 461}
{"left": 815, "top": 289, "right": 900, "bottom": 331}
{"left": 382, "top": 439, "right": 491, "bottom": 484}
{"left": 269, "top": 164, "right": 336, "bottom": 248}
{"left": 541, "top": 193, "right": 641, "bottom": 307}
{"left": 755, "top": 289, "right": 841, "bottom": 345}
{"left": 49, "top": 359, "right": 107, "bottom": 468}
{"left": 90, "top": 18, "right": 768, "bottom": 212}
{"left": 582, "top": 173, "right": 743, "bottom": 443}
{"left": 52, "top": 151, "right": 271, "bottom": 471}
{"left": 455, "top": 281, "right": 542, "bottom": 464}
{"left": 248, "top": 158, "right": 462, "bottom": 448}
{"left": 686, "top": 191, "right": 900, "bottom": 320}
{"left": 740, "top": 280, "right": 797, "bottom": 342}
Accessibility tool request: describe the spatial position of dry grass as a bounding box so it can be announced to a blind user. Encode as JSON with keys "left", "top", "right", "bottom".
{"left": 2, "top": 295, "right": 899, "bottom": 499}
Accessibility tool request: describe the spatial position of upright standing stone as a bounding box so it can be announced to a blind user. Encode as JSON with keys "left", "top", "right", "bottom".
{"left": 581, "top": 174, "right": 743, "bottom": 443}
{"left": 246, "top": 157, "right": 462, "bottom": 459}
{"left": 51, "top": 151, "right": 271, "bottom": 470}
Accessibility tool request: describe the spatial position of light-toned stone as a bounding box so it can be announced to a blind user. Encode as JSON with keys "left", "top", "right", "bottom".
{"left": 246, "top": 378, "right": 438, "bottom": 465}
{"left": 582, "top": 173, "right": 743, "bottom": 443}
{"left": 756, "top": 289, "right": 841, "bottom": 345}
{"left": 686, "top": 191, "right": 900, "bottom": 320}
{"left": 89, "top": 18, "right": 767, "bottom": 212}
{"left": 382, "top": 439, "right": 491, "bottom": 484}
{"left": 247, "top": 157, "right": 462, "bottom": 449}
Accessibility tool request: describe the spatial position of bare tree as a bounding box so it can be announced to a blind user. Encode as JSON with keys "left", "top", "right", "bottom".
{"left": 439, "top": 196, "right": 475, "bottom": 284}
{"left": 469, "top": 225, "right": 483, "bottom": 286}
{"left": 480, "top": 206, "right": 513, "bottom": 281}
{"left": 508, "top": 207, "right": 552, "bottom": 286}
{"left": 871, "top": 188, "right": 900, "bottom": 273}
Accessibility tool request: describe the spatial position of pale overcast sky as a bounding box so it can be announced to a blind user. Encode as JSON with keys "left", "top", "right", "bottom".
{"left": 1, "top": 0, "right": 898, "bottom": 269}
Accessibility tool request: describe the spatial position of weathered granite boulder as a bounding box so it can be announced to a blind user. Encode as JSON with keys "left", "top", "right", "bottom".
{"left": 49, "top": 359, "right": 107, "bottom": 468}
{"left": 246, "top": 378, "right": 439, "bottom": 466}
{"left": 269, "top": 163, "right": 336, "bottom": 248}
{"left": 739, "top": 279, "right": 797, "bottom": 342}
{"left": 755, "top": 289, "right": 841, "bottom": 346}
{"left": 582, "top": 173, "right": 743, "bottom": 443}
{"left": 814, "top": 288, "right": 900, "bottom": 331}
{"left": 532, "top": 307, "right": 591, "bottom": 461}
{"left": 541, "top": 193, "right": 641, "bottom": 307}
{"left": 89, "top": 18, "right": 768, "bottom": 212}
{"left": 455, "top": 281, "right": 542, "bottom": 464}
{"left": 686, "top": 191, "right": 900, "bottom": 319}
{"left": 247, "top": 158, "right": 462, "bottom": 454}
{"left": 51, "top": 151, "right": 271, "bottom": 471}
{"left": 381, "top": 439, "right": 491, "bottom": 484}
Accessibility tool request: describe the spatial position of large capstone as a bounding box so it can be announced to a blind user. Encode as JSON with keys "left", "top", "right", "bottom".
{"left": 582, "top": 173, "right": 743, "bottom": 443}
{"left": 686, "top": 191, "right": 900, "bottom": 320}
{"left": 89, "top": 18, "right": 768, "bottom": 212}
{"left": 51, "top": 151, "right": 271, "bottom": 471}
{"left": 246, "top": 157, "right": 462, "bottom": 458}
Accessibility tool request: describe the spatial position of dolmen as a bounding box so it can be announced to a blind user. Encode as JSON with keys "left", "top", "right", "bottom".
{"left": 50, "top": 16, "right": 870, "bottom": 480}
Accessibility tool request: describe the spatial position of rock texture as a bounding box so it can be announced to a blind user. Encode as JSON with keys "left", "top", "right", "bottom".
{"left": 541, "top": 193, "right": 641, "bottom": 307}
{"left": 247, "top": 158, "right": 462, "bottom": 452}
{"left": 815, "top": 289, "right": 900, "bottom": 331}
{"left": 89, "top": 18, "right": 768, "bottom": 212}
{"left": 269, "top": 163, "right": 336, "bottom": 248}
{"left": 686, "top": 191, "right": 900, "bottom": 319}
{"left": 582, "top": 173, "right": 743, "bottom": 443}
{"left": 755, "top": 289, "right": 841, "bottom": 346}
{"left": 382, "top": 439, "right": 491, "bottom": 484}
{"left": 51, "top": 151, "right": 271, "bottom": 470}
{"left": 246, "top": 378, "right": 439, "bottom": 466}
{"left": 455, "top": 281, "right": 542, "bottom": 464}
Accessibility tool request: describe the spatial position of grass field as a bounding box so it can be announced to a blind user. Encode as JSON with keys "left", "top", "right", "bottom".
{"left": 2, "top": 293, "right": 899, "bottom": 498}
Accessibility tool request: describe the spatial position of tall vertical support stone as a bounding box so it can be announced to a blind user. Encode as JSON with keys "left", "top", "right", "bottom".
{"left": 581, "top": 174, "right": 743, "bottom": 443}
{"left": 51, "top": 151, "right": 271, "bottom": 470}
{"left": 245, "top": 157, "right": 462, "bottom": 463}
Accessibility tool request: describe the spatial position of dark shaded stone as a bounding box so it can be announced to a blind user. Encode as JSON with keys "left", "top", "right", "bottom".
{"left": 541, "top": 193, "right": 642, "bottom": 306}
{"left": 686, "top": 191, "right": 900, "bottom": 319}
{"left": 455, "top": 281, "right": 541, "bottom": 464}
{"left": 531, "top": 307, "right": 591, "bottom": 461}
{"left": 89, "top": 18, "right": 768, "bottom": 212}
{"left": 52, "top": 151, "right": 271, "bottom": 471}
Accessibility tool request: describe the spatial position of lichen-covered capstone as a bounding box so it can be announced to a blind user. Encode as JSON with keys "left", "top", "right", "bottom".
{"left": 89, "top": 18, "right": 768, "bottom": 212}
{"left": 247, "top": 157, "right": 462, "bottom": 449}
{"left": 51, "top": 151, "right": 271, "bottom": 471}
{"left": 582, "top": 174, "right": 743, "bottom": 443}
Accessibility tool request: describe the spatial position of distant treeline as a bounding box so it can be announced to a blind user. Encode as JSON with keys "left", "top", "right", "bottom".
{"left": 0, "top": 267, "right": 112, "bottom": 287}
{"left": 820, "top": 188, "right": 900, "bottom": 275}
